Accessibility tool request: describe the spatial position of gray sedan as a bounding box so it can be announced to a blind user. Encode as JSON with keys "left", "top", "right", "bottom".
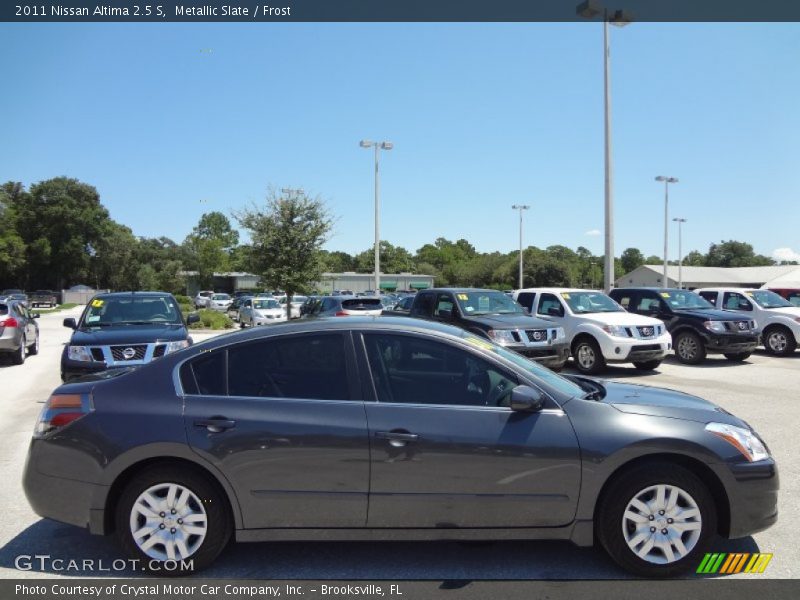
{"left": 0, "top": 298, "right": 40, "bottom": 364}
{"left": 23, "top": 317, "right": 777, "bottom": 577}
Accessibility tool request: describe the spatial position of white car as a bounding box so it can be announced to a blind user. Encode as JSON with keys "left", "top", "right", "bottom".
{"left": 696, "top": 287, "right": 800, "bottom": 356}
{"left": 206, "top": 293, "right": 232, "bottom": 312}
{"left": 513, "top": 288, "right": 672, "bottom": 374}
{"left": 239, "top": 297, "right": 288, "bottom": 327}
{"left": 193, "top": 290, "right": 214, "bottom": 309}
{"left": 276, "top": 295, "right": 307, "bottom": 319}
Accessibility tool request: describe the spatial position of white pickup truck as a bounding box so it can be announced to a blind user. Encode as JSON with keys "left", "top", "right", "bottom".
{"left": 513, "top": 288, "right": 672, "bottom": 374}
{"left": 696, "top": 288, "right": 800, "bottom": 356}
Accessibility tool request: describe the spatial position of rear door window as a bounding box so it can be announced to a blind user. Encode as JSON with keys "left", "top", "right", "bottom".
{"left": 516, "top": 292, "right": 536, "bottom": 312}
{"left": 723, "top": 291, "right": 753, "bottom": 311}
{"left": 697, "top": 291, "right": 718, "bottom": 305}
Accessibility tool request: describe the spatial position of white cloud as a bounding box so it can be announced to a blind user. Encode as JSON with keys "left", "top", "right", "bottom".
{"left": 772, "top": 247, "right": 800, "bottom": 263}
{"left": 585, "top": 229, "right": 601, "bottom": 237}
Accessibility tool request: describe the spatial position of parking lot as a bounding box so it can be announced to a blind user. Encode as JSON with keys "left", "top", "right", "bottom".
{"left": 0, "top": 307, "right": 797, "bottom": 580}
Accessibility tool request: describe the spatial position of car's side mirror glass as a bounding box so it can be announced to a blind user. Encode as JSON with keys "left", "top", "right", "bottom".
{"left": 63, "top": 317, "right": 77, "bottom": 329}
{"left": 187, "top": 313, "right": 200, "bottom": 325}
{"left": 510, "top": 385, "right": 545, "bottom": 413}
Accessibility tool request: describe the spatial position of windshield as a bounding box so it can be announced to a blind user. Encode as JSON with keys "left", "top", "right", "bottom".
{"left": 746, "top": 290, "right": 793, "bottom": 309}
{"left": 562, "top": 291, "right": 623, "bottom": 314}
{"left": 455, "top": 291, "right": 525, "bottom": 316}
{"left": 82, "top": 297, "right": 182, "bottom": 326}
{"left": 661, "top": 290, "right": 713, "bottom": 310}
{"left": 253, "top": 299, "right": 281, "bottom": 310}
{"left": 461, "top": 333, "right": 583, "bottom": 398}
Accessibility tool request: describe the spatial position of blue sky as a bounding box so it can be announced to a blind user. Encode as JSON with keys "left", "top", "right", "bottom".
{"left": 1, "top": 22, "right": 798, "bottom": 262}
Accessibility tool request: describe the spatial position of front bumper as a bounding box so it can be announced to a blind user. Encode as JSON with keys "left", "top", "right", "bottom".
{"left": 705, "top": 333, "right": 759, "bottom": 354}
{"left": 719, "top": 458, "right": 779, "bottom": 539}
{"left": 512, "top": 343, "right": 571, "bottom": 368}
{"left": 598, "top": 334, "right": 672, "bottom": 363}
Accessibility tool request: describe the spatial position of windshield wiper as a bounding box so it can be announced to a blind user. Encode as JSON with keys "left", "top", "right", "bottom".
{"left": 116, "top": 320, "right": 178, "bottom": 325}
{"left": 80, "top": 322, "right": 113, "bottom": 328}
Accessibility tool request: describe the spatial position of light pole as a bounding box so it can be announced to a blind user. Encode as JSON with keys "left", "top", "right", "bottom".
{"left": 673, "top": 217, "right": 687, "bottom": 289}
{"left": 655, "top": 176, "right": 678, "bottom": 285}
{"left": 511, "top": 205, "right": 530, "bottom": 288}
{"left": 577, "top": 0, "right": 631, "bottom": 292}
{"left": 360, "top": 140, "right": 393, "bottom": 294}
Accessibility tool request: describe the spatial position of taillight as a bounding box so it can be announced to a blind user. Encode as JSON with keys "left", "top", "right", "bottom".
{"left": 334, "top": 311, "right": 349, "bottom": 317}
{"left": 0, "top": 317, "right": 18, "bottom": 327}
{"left": 34, "top": 393, "right": 93, "bottom": 437}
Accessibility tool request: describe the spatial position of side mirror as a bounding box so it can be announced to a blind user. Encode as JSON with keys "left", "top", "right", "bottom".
{"left": 548, "top": 306, "right": 563, "bottom": 317}
{"left": 186, "top": 313, "right": 200, "bottom": 325}
{"left": 510, "top": 385, "right": 545, "bottom": 413}
{"left": 63, "top": 317, "right": 77, "bottom": 329}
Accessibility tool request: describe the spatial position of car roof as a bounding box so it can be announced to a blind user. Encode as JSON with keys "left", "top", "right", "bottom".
{"left": 515, "top": 287, "right": 601, "bottom": 294}
{"left": 424, "top": 288, "right": 508, "bottom": 294}
{"left": 92, "top": 291, "right": 175, "bottom": 299}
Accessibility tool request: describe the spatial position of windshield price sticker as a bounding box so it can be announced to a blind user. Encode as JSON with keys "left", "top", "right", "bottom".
{"left": 457, "top": 294, "right": 469, "bottom": 300}
{"left": 561, "top": 293, "right": 571, "bottom": 299}
{"left": 660, "top": 292, "right": 671, "bottom": 298}
{"left": 91, "top": 299, "right": 104, "bottom": 307}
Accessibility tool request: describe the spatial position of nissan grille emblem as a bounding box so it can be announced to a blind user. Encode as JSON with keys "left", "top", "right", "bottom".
{"left": 533, "top": 331, "right": 544, "bottom": 341}
{"left": 642, "top": 327, "right": 653, "bottom": 337}
{"left": 738, "top": 322, "right": 746, "bottom": 330}
{"left": 122, "top": 347, "right": 136, "bottom": 360}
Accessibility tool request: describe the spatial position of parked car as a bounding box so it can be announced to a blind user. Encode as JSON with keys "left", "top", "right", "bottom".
{"left": 193, "top": 290, "right": 214, "bottom": 309}
{"left": 239, "top": 297, "right": 287, "bottom": 327}
{"left": 513, "top": 288, "right": 672, "bottom": 374}
{"left": 299, "top": 295, "right": 320, "bottom": 317}
{"left": 30, "top": 290, "right": 58, "bottom": 308}
{"left": 23, "top": 317, "right": 778, "bottom": 577}
{"left": 277, "top": 295, "right": 307, "bottom": 319}
{"left": 307, "top": 295, "right": 384, "bottom": 318}
{"left": 696, "top": 287, "right": 800, "bottom": 356}
{"left": 405, "top": 288, "right": 569, "bottom": 370}
{"left": 1, "top": 288, "right": 29, "bottom": 304}
{"left": 0, "top": 299, "right": 39, "bottom": 364}
{"left": 384, "top": 295, "right": 414, "bottom": 315}
{"left": 206, "top": 293, "right": 232, "bottom": 312}
{"left": 608, "top": 288, "right": 759, "bottom": 365}
{"left": 226, "top": 296, "right": 252, "bottom": 321}
{"left": 768, "top": 288, "right": 800, "bottom": 307}
{"left": 60, "top": 291, "right": 199, "bottom": 381}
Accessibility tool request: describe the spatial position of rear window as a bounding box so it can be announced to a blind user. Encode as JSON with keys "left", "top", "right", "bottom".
{"left": 341, "top": 298, "right": 382, "bottom": 310}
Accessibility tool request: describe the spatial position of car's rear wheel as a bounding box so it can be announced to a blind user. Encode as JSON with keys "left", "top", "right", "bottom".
{"left": 763, "top": 326, "right": 797, "bottom": 357}
{"left": 674, "top": 331, "right": 706, "bottom": 364}
{"left": 633, "top": 360, "right": 661, "bottom": 371}
{"left": 597, "top": 462, "right": 716, "bottom": 577}
{"left": 572, "top": 338, "right": 606, "bottom": 374}
{"left": 116, "top": 466, "right": 231, "bottom": 575}
{"left": 724, "top": 352, "right": 751, "bottom": 361}
{"left": 11, "top": 335, "right": 26, "bottom": 365}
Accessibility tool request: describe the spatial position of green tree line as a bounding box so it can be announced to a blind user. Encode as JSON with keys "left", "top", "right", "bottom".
{"left": 1, "top": 177, "right": 790, "bottom": 294}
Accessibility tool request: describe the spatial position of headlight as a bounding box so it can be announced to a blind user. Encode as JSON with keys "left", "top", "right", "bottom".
{"left": 703, "top": 320, "right": 727, "bottom": 333}
{"left": 487, "top": 329, "right": 517, "bottom": 345}
{"left": 165, "top": 340, "right": 190, "bottom": 354}
{"left": 706, "top": 422, "right": 770, "bottom": 462}
{"left": 601, "top": 325, "right": 629, "bottom": 337}
{"left": 67, "top": 346, "right": 93, "bottom": 362}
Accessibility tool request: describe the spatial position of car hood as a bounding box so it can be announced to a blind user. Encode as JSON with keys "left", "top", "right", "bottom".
{"left": 573, "top": 311, "right": 662, "bottom": 327}
{"left": 462, "top": 313, "right": 555, "bottom": 328}
{"left": 765, "top": 306, "right": 800, "bottom": 319}
{"left": 673, "top": 308, "right": 752, "bottom": 321}
{"left": 599, "top": 380, "right": 745, "bottom": 426}
{"left": 70, "top": 324, "right": 188, "bottom": 345}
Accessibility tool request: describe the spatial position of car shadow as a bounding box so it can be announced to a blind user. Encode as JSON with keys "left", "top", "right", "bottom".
{"left": 0, "top": 519, "right": 760, "bottom": 580}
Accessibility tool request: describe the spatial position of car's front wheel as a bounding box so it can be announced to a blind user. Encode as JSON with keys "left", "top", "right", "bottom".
{"left": 116, "top": 466, "right": 231, "bottom": 575}
{"left": 674, "top": 331, "right": 706, "bottom": 364}
{"left": 11, "top": 335, "right": 26, "bottom": 365}
{"left": 572, "top": 338, "right": 606, "bottom": 374}
{"left": 28, "top": 333, "right": 39, "bottom": 356}
{"left": 763, "top": 326, "right": 797, "bottom": 357}
{"left": 597, "top": 462, "right": 716, "bottom": 577}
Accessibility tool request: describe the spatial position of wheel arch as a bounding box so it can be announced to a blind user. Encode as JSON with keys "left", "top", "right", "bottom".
{"left": 101, "top": 456, "right": 242, "bottom": 535}
{"left": 571, "top": 332, "right": 599, "bottom": 354}
{"left": 592, "top": 453, "right": 731, "bottom": 537}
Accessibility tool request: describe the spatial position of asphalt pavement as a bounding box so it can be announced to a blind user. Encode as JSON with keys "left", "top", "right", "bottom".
{"left": 0, "top": 310, "right": 796, "bottom": 580}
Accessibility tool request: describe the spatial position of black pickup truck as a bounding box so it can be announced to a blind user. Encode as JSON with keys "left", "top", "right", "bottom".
{"left": 608, "top": 287, "right": 759, "bottom": 364}
{"left": 405, "top": 288, "right": 570, "bottom": 369}
{"left": 61, "top": 291, "right": 200, "bottom": 381}
{"left": 30, "top": 290, "right": 58, "bottom": 308}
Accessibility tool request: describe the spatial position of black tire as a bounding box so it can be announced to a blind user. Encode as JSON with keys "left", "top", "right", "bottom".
{"left": 572, "top": 337, "right": 606, "bottom": 374}
{"left": 633, "top": 360, "right": 661, "bottom": 371}
{"left": 28, "top": 333, "right": 39, "bottom": 356}
{"left": 762, "top": 325, "right": 797, "bottom": 357}
{"left": 596, "top": 462, "right": 717, "bottom": 578}
{"left": 724, "top": 352, "right": 751, "bottom": 361}
{"left": 674, "top": 331, "right": 706, "bottom": 365}
{"left": 11, "top": 335, "right": 26, "bottom": 365}
{"left": 115, "top": 465, "right": 232, "bottom": 575}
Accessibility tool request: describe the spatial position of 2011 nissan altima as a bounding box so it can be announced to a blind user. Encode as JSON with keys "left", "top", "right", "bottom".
{"left": 23, "top": 317, "right": 778, "bottom": 577}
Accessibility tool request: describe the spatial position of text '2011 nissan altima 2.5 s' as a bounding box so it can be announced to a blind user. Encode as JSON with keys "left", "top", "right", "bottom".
{"left": 23, "top": 317, "right": 778, "bottom": 577}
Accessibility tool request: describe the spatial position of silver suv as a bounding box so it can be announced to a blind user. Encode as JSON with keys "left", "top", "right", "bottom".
{"left": 0, "top": 299, "right": 40, "bottom": 365}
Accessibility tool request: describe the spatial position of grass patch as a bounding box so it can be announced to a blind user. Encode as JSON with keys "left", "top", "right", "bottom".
{"left": 189, "top": 309, "right": 234, "bottom": 330}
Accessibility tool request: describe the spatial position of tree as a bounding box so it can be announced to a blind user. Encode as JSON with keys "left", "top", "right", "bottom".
{"left": 682, "top": 250, "right": 705, "bottom": 266}
{"left": 706, "top": 240, "right": 775, "bottom": 268}
{"left": 235, "top": 189, "right": 333, "bottom": 319}
{"left": 0, "top": 182, "right": 26, "bottom": 284}
{"left": 184, "top": 212, "right": 239, "bottom": 288}
{"left": 620, "top": 247, "right": 646, "bottom": 274}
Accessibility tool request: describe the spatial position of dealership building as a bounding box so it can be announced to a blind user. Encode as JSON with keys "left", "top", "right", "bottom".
{"left": 316, "top": 272, "right": 435, "bottom": 294}
{"left": 616, "top": 265, "right": 800, "bottom": 290}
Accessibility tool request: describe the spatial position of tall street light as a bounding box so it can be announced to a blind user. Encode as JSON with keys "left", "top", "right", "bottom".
{"left": 511, "top": 204, "right": 530, "bottom": 289}
{"left": 673, "top": 217, "right": 687, "bottom": 289}
{"left": 577, "top": 0, "right": 632, "bottom": 292}
{"left": 359, "top": 139, "right": 393, "bottom": 294}
{"left": 655, "top": 175, "right": 679, "bottom": 285}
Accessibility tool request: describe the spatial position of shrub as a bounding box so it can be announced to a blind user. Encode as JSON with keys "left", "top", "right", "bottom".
{"left": 189, "top": 309, "right": 234, "bottom": 330}
{"left": 174, "top": 294, "right": 192, "bottom": 305}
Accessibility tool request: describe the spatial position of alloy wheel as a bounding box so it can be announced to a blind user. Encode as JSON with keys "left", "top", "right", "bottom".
{"left": 622, "top": 484, "right": 702, "bottom": 565}
{"left": 577, "top": 344, "right": 596, "bottom": 369}
{"left": 129, "top": 482, "right": 207, "bottom": 562}
{"left": 767, "top": 331, "right": 787, "bottom": 353}
{"left": 677, "top": 336, "right": 698, "bottom": 361}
